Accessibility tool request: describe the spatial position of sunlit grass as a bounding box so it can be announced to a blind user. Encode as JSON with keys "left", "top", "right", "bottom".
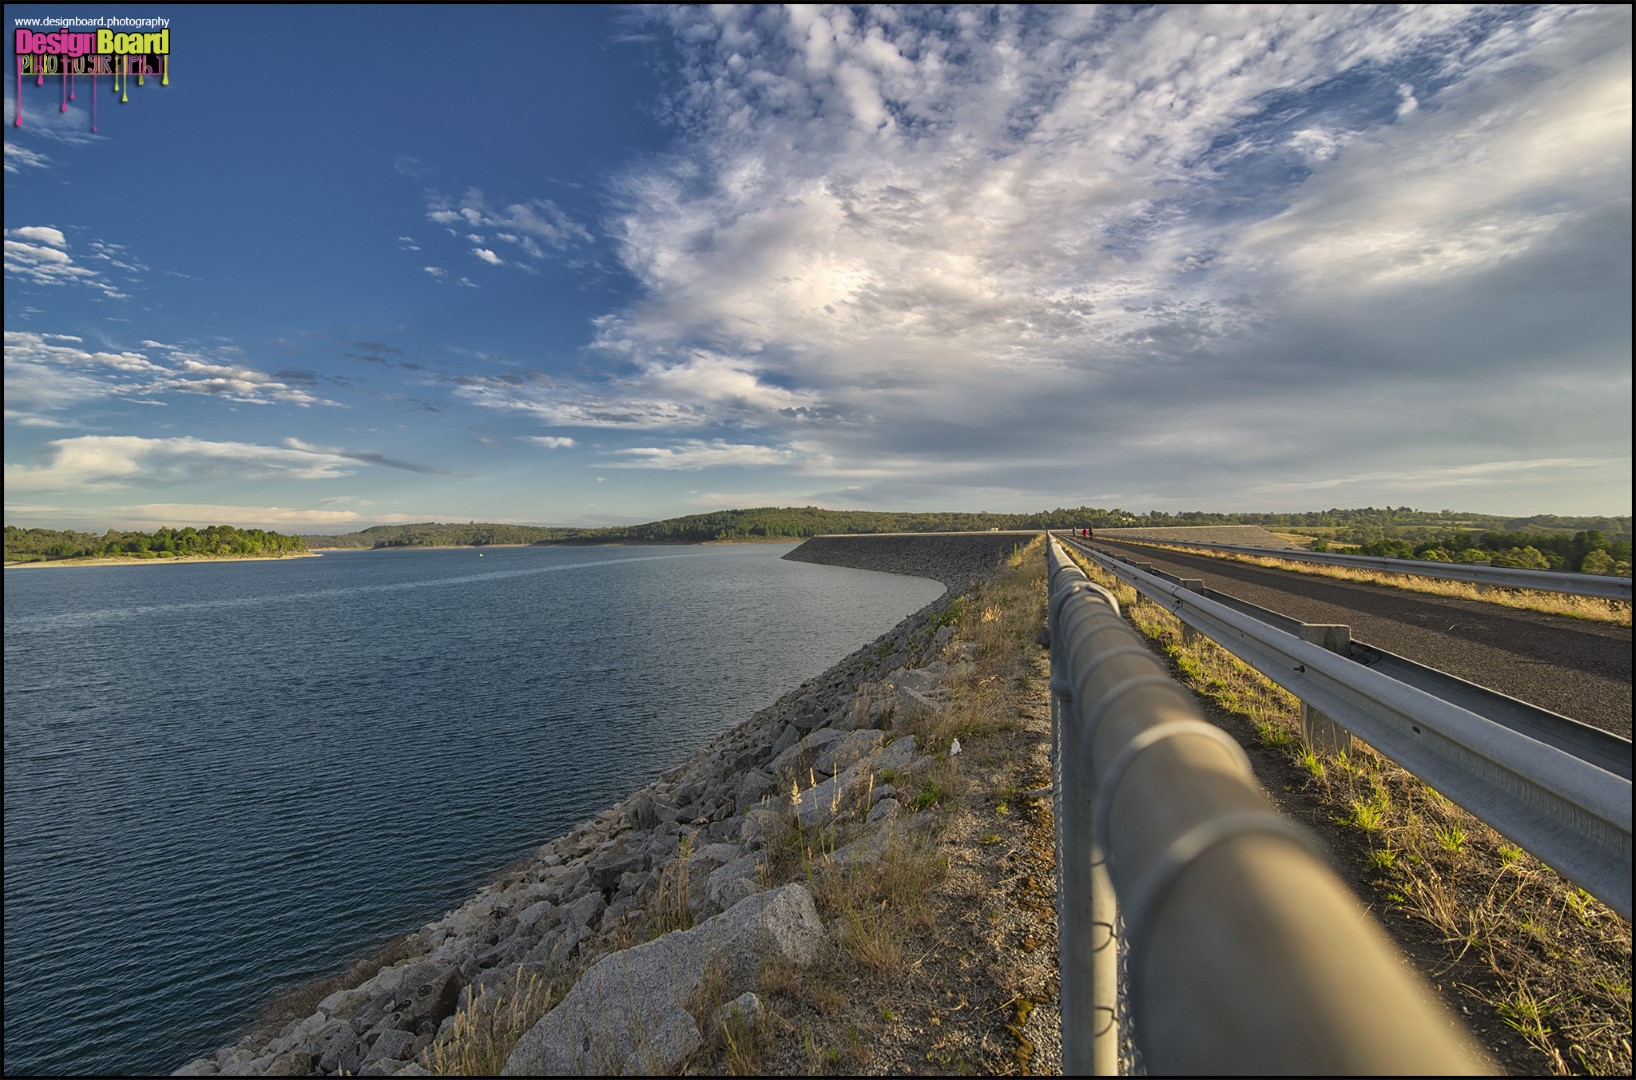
{"left": 1133, "top": 542, "right": 1630, "bottom": 626}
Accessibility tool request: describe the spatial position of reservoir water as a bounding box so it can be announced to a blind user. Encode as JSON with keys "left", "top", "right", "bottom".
{"left": 1, "top": 543, "right": 943, "bottom": 1076}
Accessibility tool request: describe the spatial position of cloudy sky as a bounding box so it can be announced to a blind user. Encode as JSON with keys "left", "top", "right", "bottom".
{"left": 5, "top": 5, "right": 1630, "bottom": 533}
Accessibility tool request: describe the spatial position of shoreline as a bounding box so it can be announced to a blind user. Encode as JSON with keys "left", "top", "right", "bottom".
{"left": 4, "top": 552, "right": 323, "bottom": 570}
{"left": 306, "top": 538, "right": 803, "bottom": 553}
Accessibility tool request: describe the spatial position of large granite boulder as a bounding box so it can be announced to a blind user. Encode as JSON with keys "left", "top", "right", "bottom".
{"left": 501, "top": 884, "right": 823, "bottom": 1076}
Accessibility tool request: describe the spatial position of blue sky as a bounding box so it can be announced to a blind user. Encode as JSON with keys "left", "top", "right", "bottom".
{"left": 5, "top": 5, "right": 1630, "bottom": 533}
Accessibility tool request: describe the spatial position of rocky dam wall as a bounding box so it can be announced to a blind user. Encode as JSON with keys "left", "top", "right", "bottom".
{"left": 780, "top": 530, "right": 1039, "bottom": 588}
{"left": 175, "top": 532, "right": 1038, "bottom": 1077}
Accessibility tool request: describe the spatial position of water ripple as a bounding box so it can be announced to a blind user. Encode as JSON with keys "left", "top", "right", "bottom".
{"left": 3, "top": 544, "right": 940, "bottom": 1076}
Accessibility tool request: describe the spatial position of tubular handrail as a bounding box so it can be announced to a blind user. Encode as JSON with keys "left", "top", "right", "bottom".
{"left": 1086, "top": 533, "right": 1633, "bottom": 601}
{"left": 1058, "top": 534, "right": 1634, "bottom": 922}
{"left": 1047, "top": 538, "right": 1489, "bottom": 1074}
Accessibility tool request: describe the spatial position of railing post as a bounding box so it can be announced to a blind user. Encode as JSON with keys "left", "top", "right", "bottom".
{"left": 1177, "top": 579, "right": 1204, "bottom": 644}
{"left": 1299, "top": 624, "right": 1353, "bottom": 755}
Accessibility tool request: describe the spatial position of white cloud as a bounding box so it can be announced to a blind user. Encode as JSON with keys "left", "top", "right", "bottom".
{"left": 584, "top": 4, "right": 1631, "bottom": 513}
{"left": 11, "top": 226, "right": 66, "bottom": 247}
{"left": 4, "top": 142, "right": 51, "bottom": 172}
{"left": 449, "top": 370, "right": 708, "bottom": 428}
{"left": 3, "top": 330, "right": 341, "bottom": 418}
{"left": 521, "top": 436, "right": 576, "bottom": 449}
{"left": 4, "top": 435, "right": 363, "bottom": 493}
{"left": 5, "top": 228, "right": 128, "bottom": 298}
{"left": 115, "top": 504, "right": 371, "bottom": 527}
{"left": 408, "top": 182, "right": 594, "bottom": 272}
{"left": 608, "top": 439, "right": 800, "bottom": 470}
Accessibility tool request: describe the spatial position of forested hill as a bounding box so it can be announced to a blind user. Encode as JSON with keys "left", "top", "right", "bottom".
{"left": 299, "top": 507, "right": 1631, "bottom": 551}
{"left": 4, "top": 525, "right": 309, "bottom": 564}
{"left": 8, "top": 508, "right": 1627, "bottom": 572}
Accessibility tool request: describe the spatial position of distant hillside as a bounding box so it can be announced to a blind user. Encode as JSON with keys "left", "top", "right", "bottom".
{"left": 4, "top": 525, "right": 309, "bottom": 564}
{"left": 297, "top": 506, "right": 1631, "bottom": 551}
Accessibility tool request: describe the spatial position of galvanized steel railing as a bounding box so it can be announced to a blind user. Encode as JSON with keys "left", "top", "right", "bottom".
{"left": 1088, "top": 533, "right": 1633, "bottom": 601}
{"left": 1059, "top": 533, "right": 1633, "bottom": 922}
{"left": 1046, "top": 538, "right": 1490, "bottom": 1074}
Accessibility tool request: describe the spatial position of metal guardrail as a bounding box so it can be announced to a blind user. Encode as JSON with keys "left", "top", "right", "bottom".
{"left": 1046, "top": 538, "right": 1488, "bottom": 1074}
{"left": 1099, "top": 545, "right": 1633, "bottom": 782}
{"left": 1058, "top": 534, "right": 1634, "bottom": 922}
{"left": 1090, "top": 534, "right": 1633, "bottom": 601}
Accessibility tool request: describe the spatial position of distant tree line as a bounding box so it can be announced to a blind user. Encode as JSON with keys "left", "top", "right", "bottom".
{"left": 4, "top": 525, "right": 309, "bottom": 563}
{"left": 291, "top": 506, "right": 1631, "bottom": 568}
{"left": 1324, "top": 529, "right": 1632, "bottom": 576}
{"left": 307, "top": 522, "right": 582, "bottom": 549}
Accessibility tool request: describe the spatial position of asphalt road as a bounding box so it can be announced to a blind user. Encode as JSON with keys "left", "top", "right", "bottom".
{"left": 1077, "top": 536, "right": 1633, "bottom": 741}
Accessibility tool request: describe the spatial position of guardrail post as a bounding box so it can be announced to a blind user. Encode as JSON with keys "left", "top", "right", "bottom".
{"left": 1300, "top": 624, "right": 1353, "bottom": 755}
{"left": 1177, "top": 579, "right": 1204, "bottom": 644}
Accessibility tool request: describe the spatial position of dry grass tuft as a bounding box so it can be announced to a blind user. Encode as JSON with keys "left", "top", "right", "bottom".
{"left": 423, "top": 968, "right": 564, "bottom": 1076}
{"left": 650, "top": 832, "right": 697, "bottom": 936}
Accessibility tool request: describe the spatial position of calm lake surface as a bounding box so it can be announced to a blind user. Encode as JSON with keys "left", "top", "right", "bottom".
{"left": 2, "top": 543, "right": 943, "bottom": 1076}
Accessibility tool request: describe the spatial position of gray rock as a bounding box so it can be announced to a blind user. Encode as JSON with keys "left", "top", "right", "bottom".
{"left": 589, "top": 850, "right": 646, "bottom": 891}
{"left": 894, "top": 683, "right": 940, "bottom": 716}
{"left": 791, "top": 760, "right": 871, "bottom": 827}
{"left": 551, "top": 922, "right": 594, "bottom": 965}
{"left": 216, "top": 1055, "right": 261, "bottom": 1077}
{"left": 704, "top": 854, "right": 761, "bottom": 913}
{"left": 627, "top": 794, "right": 662, "bottom": 830}
{"left": 872, "top": 735, "right": 923, "bottom": 775}
{"left": 171, "top": 1058, "right": 218, "bottom": 1076}
{"left": 689, "top": 842, "right": 741, "bottom": 869}
{"left": 561, "top": 890, "right": 605, "bottom": 930}
{"left": 516, "top": 899, "right": 555, "bottom": 930}
{"left": 736, "top": 768, "right": 777, "bottom": 809}
{"left": 739, "top": 806, "right": 785, "bottom": 847}
{"left": 867, "top": 797, "right": 902, "bottom": 824}
{"left": 317, "top": 988, "right": 373, "bottom": 1021}
{"left": 701, "top": 815, "right": 742, "bottom": 842}
{"left": 713, "top": 875, "right": 761, "bottom": 913}
{"left": 317, "top": 1023, "right": 361, "bottom": 1073}
{"left": 770, "top": 728, "right": 845, "bottom": 778}
{"left": 502, "top": 884, "right": 824, "bottom": 1076}
{"left": 770, "top": 723, "right": 801, "bottom": 757}
{"left": 367, "top": 1026, "right": 415, "bottom": 1064}
{"left": 813, "top": 729, "right": 884, "bottom": 776}
{"left": 261, "top": 1049, "right": 312, "bottom": 1076}
{"left": 712, "top": 990, "right": 763, "bottom": 1032}
{"left": 393, "top": 961, "right": 466, "bottom": 1031}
